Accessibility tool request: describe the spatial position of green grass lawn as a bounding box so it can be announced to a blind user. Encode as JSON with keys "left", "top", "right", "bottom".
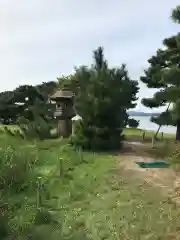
{"left": 124, "top": 127, "right": 175, "bottom": 142}
{"left": 0, "top": 131, "right": 180, "bottom": 239}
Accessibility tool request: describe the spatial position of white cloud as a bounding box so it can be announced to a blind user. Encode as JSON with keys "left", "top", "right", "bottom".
{"left": 0, "top": 0, "right": 180, "bottom": 111}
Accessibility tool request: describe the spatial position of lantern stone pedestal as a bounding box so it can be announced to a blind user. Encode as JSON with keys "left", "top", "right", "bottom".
{"left": 50, "top": 89, "right": 75, "bottom": 138}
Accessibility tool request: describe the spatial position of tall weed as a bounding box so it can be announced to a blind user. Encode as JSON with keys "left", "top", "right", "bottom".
{"left": 0, "top": 145, "right": 38, "bottom": 193}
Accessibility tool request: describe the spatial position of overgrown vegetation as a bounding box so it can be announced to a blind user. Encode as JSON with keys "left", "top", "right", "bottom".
{"left": 0, "top": 135, "right": 95, "bottom": 239}
{"left": 0, "top": 82, "right": 57, "bottom": 140}
{"left": 0, "top": 134, "right": 180, "bottom": 239}
{"left": 127, "top": 118, "right": 139, "bottom": 128}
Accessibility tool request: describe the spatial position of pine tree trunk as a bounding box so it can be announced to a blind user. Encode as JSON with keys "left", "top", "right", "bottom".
{"left": 154, "top": 102, "right": 171, "bottom": 139}
{"left": 176, "top": 120, "right": 180, "bottom": 141}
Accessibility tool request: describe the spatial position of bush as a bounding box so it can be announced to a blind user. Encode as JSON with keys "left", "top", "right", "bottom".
{"left": 128, "top": 118, "right": 139, "bottom": 128}
{"left": 18, "top": 116, "right": 53, "bottom": 140}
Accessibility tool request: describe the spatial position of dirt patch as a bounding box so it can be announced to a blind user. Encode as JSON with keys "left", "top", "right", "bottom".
{"left": 119, "top": 142, "right": 180, "bottom": 204}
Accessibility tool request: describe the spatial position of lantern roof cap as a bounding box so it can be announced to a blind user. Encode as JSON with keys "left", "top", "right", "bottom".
{"left": 50, "top": 89, "right": 74, "bottom": 100}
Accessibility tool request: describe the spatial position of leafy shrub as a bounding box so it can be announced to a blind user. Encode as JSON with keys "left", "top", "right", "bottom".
{"left": 18, "top": 116, "right": 52, "bottom": 140}
{"left": 128, "top": 118, "right": 139, "bottom": 128}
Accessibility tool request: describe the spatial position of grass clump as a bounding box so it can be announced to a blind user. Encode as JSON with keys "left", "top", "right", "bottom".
{"left": 0, "top": 215, "right": 9, "bottom": 239}
{"left": 0, "top": 145, "right": 38, "bottom": 193}
{"left": 34, "top": 208, "right": 56, "bottom": 225}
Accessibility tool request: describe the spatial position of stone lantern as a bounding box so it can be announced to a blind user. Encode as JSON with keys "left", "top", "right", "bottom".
{"left": 50, "top": 89, "right": 75, "bottom": 137}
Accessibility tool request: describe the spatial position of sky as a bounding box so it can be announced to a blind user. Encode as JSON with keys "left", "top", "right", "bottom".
{"left": 1, "top": 0, "right": 180, "bottom": 112}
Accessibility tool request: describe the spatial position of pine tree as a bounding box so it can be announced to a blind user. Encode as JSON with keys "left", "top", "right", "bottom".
{"left": 71, "top": 47, "right": 139, "bottom": 150}
{"left": 140, "top": 5, "right": 180, "bottom": 140}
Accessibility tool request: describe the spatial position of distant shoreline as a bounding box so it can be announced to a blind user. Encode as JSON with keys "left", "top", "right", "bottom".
{"left": 127, "top": 111, "right": 160, "bottom": 117}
